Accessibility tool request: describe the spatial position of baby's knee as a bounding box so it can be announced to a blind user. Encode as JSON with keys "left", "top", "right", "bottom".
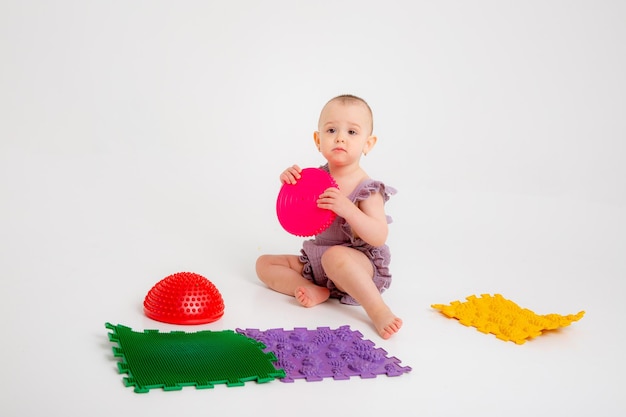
{"left": 321, "top": 246, "right": 349, "bottom": 269}
{"left": 255, "top": 255, "right": 271, "bottom": 277}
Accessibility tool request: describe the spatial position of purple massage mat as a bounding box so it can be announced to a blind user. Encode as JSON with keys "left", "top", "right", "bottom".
{"left": 236, "top": 326, "right": 411, "bottom": 382}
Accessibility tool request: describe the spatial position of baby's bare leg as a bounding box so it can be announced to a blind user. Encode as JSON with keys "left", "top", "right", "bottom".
{"left": 321, "top": 246, "right": 402, "bottom": 339}
{"left": 256, "top": 254, "right": 329, "bottom": 306}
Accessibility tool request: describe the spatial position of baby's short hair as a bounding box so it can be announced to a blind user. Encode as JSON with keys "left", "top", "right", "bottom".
{"left": 325, "top": 94, "right": 374, "bottom": 134}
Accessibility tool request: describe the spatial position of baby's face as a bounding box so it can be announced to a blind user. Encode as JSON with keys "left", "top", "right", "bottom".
{"left": 315, "top": 100, "right": 375, "bottom": 165}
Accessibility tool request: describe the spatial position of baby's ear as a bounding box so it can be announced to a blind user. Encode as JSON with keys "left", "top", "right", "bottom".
{"left": 364, "top": 135, "right": 378, "bottom": 154}
{"left": 313, "top": 131, "right": 321, "bottom": 150}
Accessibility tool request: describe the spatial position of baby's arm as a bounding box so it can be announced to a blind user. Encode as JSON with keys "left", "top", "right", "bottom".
{"left": 345, "top": 191, "right": 389, "bottom": 246}
{"left": 317, "top": 188, "right": 388, "bottom": 247}
{"left": 280, "top": 164, "right": 301, "bottom": 184}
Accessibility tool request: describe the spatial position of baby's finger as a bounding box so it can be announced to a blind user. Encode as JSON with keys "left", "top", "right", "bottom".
{"left": 281, "top": 168, "right": 300, "bottom": 184}
{"left": 288, "top": 167, "right": 302, "bottom": 180}
{"left": 288, "top": 166, "right": 303, "bottom": 183}
{"left": 280, "top": 173, "right": 295, "bottom": 184}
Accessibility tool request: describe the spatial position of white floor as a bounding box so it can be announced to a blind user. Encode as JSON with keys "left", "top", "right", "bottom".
{"left": 1, "top": 151, "right": 624, "bottom": 416}
{"left": 2, "top": 1, "right": 625, "bottom": 416}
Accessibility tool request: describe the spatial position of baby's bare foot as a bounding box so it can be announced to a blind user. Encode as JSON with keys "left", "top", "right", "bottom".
{"left": 370, "top": 308, "right": 403, "bottom": 339}
{"left": 295, "top": 286, "right": 330, "bottom": 307}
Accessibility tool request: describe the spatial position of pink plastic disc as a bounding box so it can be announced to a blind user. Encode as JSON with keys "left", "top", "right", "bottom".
{"left": 276, "top": 167, "right": 338, "bottom": 237}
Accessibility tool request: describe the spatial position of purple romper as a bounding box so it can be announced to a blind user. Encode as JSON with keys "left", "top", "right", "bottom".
{"left": 299, "top": 168, "right": 397, "bottom": 305}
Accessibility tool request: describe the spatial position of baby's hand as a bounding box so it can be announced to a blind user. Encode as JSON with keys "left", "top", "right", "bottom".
{"left": 280, "top": 164, "right": 302, "bottom": 184}
{"left": 317, "top": 187, "right": 353, "bottom": 217}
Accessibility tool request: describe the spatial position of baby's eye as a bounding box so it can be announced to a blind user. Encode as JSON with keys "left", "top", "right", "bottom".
{"left": 327, "top": 128, "right": 336, "bottom": 133}
{"left": 348, "top": 129, "right": 358, "bottom": 135}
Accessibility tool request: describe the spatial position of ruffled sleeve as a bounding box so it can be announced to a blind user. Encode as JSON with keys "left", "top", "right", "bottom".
{"left": 353, "top": 180, "right": 397, "bottom": 204}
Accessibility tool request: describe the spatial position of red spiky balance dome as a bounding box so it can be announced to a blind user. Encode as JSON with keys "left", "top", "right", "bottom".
{"left": 144, "top": 272, "right": 225, "bottom": 325}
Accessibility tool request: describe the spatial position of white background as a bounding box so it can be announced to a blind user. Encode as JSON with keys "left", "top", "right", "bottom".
{"left": 1, "top": 1, "right": 625, "bottom": 416}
